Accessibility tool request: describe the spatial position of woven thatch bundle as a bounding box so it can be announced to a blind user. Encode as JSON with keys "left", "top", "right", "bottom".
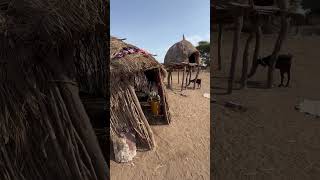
{"left": 164, "top": 36, "right": 200, "bottom": 65}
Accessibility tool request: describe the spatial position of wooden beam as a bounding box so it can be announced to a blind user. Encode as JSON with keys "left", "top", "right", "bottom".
{"left": 248, "top": 16, "right": 262, "bottom": 78}
{"left": 241, "top": 31, "right": 254, "bottom": 88}
{"left": 167, "top": 70, "right": 171, "bottom": 88}
{"left": 157, "top": 68, "right": 170, "bottom": 124}
{"left": 128, "top": 86, "right": 155, "bottom": 149}
{"left": 218, "top": 24, "right": 223, "bottom": 71}
{"left": 177, "top": 69, "right": 180, "bottom": 84}
{"left": 181, "top": 66, "right": 186, "bottom": 91}
{"left": 227, "top": 14, "right": 243, "bottom": 94}
{"left": 193, "top": 66, "right": 201, "bottom": 89}
{"left": 170, "top": 71, "right": 173, "bottom": 87}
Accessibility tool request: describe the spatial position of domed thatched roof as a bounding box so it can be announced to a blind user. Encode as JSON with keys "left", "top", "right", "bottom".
{"left": 110, "top": 36, "right": 165, "bottom": 78}
{"left": 164, "top": 36, "right": 200, "bottom": 65}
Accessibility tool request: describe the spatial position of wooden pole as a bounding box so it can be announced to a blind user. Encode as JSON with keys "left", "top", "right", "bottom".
{"left": 267, "top": 0, "right": 289, "bottom": 88}
{"left": 181, "top": 66, "right": 186, "bottom": 91}
{"left": 157, "top": 68, "right": 170, "bottom": 124}
{"left": 193, "top": 66, "right": 201, "bottom": 89}
{"left": 177, "top": 69, "right": 180, "bottom": 84}
{"left": 128, "top": 86, "right": 156, "bottom": 149}
{"left": 170, "top": 71, "right": 173, "bottom": 87}
{"left": 227, "top": 13, "right": 243, "bottom": 94}
{"left": 248, "top": 17, "right": 262, "bottom": 78}
{"left": 167, "top": 70, "right": 171, "bottom": 88}
{"left": 241, "top": 31, "right": 254, "bottom": 88}
{"left": 186, "top": 67, "right": 189, "bottom": 86}
{"left": 218, "top": 24, "right": 223, "bottom": 71}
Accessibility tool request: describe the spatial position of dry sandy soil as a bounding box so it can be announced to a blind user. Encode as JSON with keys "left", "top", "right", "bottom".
{"left": 212, "top": 32, "right": 320, "bottom": 179}
{"left": 110, "top": 72, "right": 210, "bottom": 180}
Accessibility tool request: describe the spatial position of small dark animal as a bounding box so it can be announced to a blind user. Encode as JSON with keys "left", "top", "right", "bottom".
{"left": 189, "top": 78, "right": 201, "bottom": 88}
{"left": 257, "top": 54, "right": 293, "bottom": 87}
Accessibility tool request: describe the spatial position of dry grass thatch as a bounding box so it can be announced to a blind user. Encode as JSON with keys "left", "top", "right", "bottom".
{"left": 110, "top": 37, "right": 158, "bottom": 150}
{"left": 0, "top": 0, "right": 109, "bottom": 178}
{"left": 164, "top": 38, "right": 200, "bottom": 65}
{"left": 110, "top": 37, "right": 170, "bottom": 151}
{"left": 110, "top": 36, "right": 166, "bottom": 79}
{"left": 0, "top": 0, "right": 106, "bottom": 42}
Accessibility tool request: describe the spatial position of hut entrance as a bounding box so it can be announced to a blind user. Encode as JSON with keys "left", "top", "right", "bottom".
{"left": 188, "top": 51, "right": 200, "bottom": 64}
{"left": 135, "top": 69, "right": 170, "bottom": 125}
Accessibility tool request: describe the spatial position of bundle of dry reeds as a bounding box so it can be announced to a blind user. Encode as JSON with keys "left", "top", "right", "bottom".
{"left": 110, "top": 82, "right": 155, "bottom": 150}
{"left": 0, "top": 59, "right": 108, "bottom": 179}
{"left": 74, "top": 34, "right": 107, "bottom": 97}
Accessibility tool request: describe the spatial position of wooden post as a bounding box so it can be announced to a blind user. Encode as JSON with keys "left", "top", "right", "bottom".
{"left": 186, "top": 67, "right": 190, "bottom": 86}
{"left": 181, "top": 66, "right": 186, "bottom": 91}
{"left": 241, "top": 31, "right": 254, "bottom": 88}
{"left": 193, "top": 66, "right": 201, "bottom": 89}
{"left": 177, "top": 69, "right": 180, "bottom": 84}
{"left": 128, "top": 86, "right": 155, "bottom": 148}
{"left": 157, "top": 68, "right": 170, "bottom": 124}
{"left": 218, "top": 24, "right": 223, "bottom": 70}
{"left": 167, "top": 70, "right": 171, "bottom": 88}
{"left": 267, "top": 0, "right": 289, "bottom": 88}
{"left": 227, "top": 13, "right": 243, "bottom": 94}
{"left": 248, "top": 17, "right": 262, "bottom": 78}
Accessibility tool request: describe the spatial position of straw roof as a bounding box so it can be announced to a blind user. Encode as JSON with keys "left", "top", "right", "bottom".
{"left": 164, "top": 36, "right": 200, "bottom": 65}
{"left": 0, "top": 0, "right": 105, "bottom": 43}
{"left": 110, "top": 36, "right": 164, "bottom": 78}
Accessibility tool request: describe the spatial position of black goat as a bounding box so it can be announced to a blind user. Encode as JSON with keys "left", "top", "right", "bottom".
{"left": 257, "top": 54, "right": 293, "bottom": 87}
{"left": 189, "top": 78, "right": 201, "bottom": 88}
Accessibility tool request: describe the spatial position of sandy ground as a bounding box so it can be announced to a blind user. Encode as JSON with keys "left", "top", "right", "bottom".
{"left": 111, "top": 71, "right": 210, "bottom": 180}
{"left": 212, "top": 32, "right": 320, "bottom": 179}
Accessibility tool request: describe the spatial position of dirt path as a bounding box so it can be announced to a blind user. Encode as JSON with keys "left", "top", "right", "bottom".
{"left": 111, "top": 72, "right": 210, "bottom": 180}
{"left": 212, "top": 32, "right": 320, "bottom": 179}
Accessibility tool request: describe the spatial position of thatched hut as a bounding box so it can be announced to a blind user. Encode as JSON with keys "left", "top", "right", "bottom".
{"left": 164, "top": 35, "right": 200, "bottom": 65}
{"left": 110, "top": 37, "right": 171, "bottom": 161}
{"left": 0, "top": 0, "right": 108, "bottom": 179}
{"left": 164, "top": 36, "right": 201, "bottom": 90}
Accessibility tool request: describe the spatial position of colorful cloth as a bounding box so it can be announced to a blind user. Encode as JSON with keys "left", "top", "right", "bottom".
{"left": 114, "top": 47, "right": 150, "bottom": 59}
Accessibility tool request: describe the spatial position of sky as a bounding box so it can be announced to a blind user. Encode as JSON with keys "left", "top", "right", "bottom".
{"left": 110, "top": 0, "right": 210, "bottom": 63}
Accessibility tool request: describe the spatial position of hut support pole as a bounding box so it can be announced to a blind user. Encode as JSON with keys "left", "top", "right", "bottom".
{"left": 267, "top": 0, "right": 289, "bottom": 88}
{"left": 228, "top": 13, "right": 243, "bottom": 94}
{"left": 189, "top": 67, "right": 192, "bottom": 82}
{"left": 241, "top": 30, "right": 254, "bottom": 88}
{"left": 167, "top": 70, "right": 171, "bottom": 89}
{"left": 157, "top": 69, "right": 170, "bottom": 124}
{"left": 186, "top": 67, "right": 191, "bottom": 88}
{"left": 193, "top": 66, "right": 200, "bottom": 89}
{"left": 170, "top": 71, "right": 173, "bottom": 87}
{"left": 218, "top": 24, "right": 223, "bottom": 70}
{"left": 248, "top": 17, "right": 262, "bottom": 78}
{"left": 181, "top": 66, "right": 186, "bottom": 91}
{"left": 178, "top": 69, "right": 180, "bottom": 84}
